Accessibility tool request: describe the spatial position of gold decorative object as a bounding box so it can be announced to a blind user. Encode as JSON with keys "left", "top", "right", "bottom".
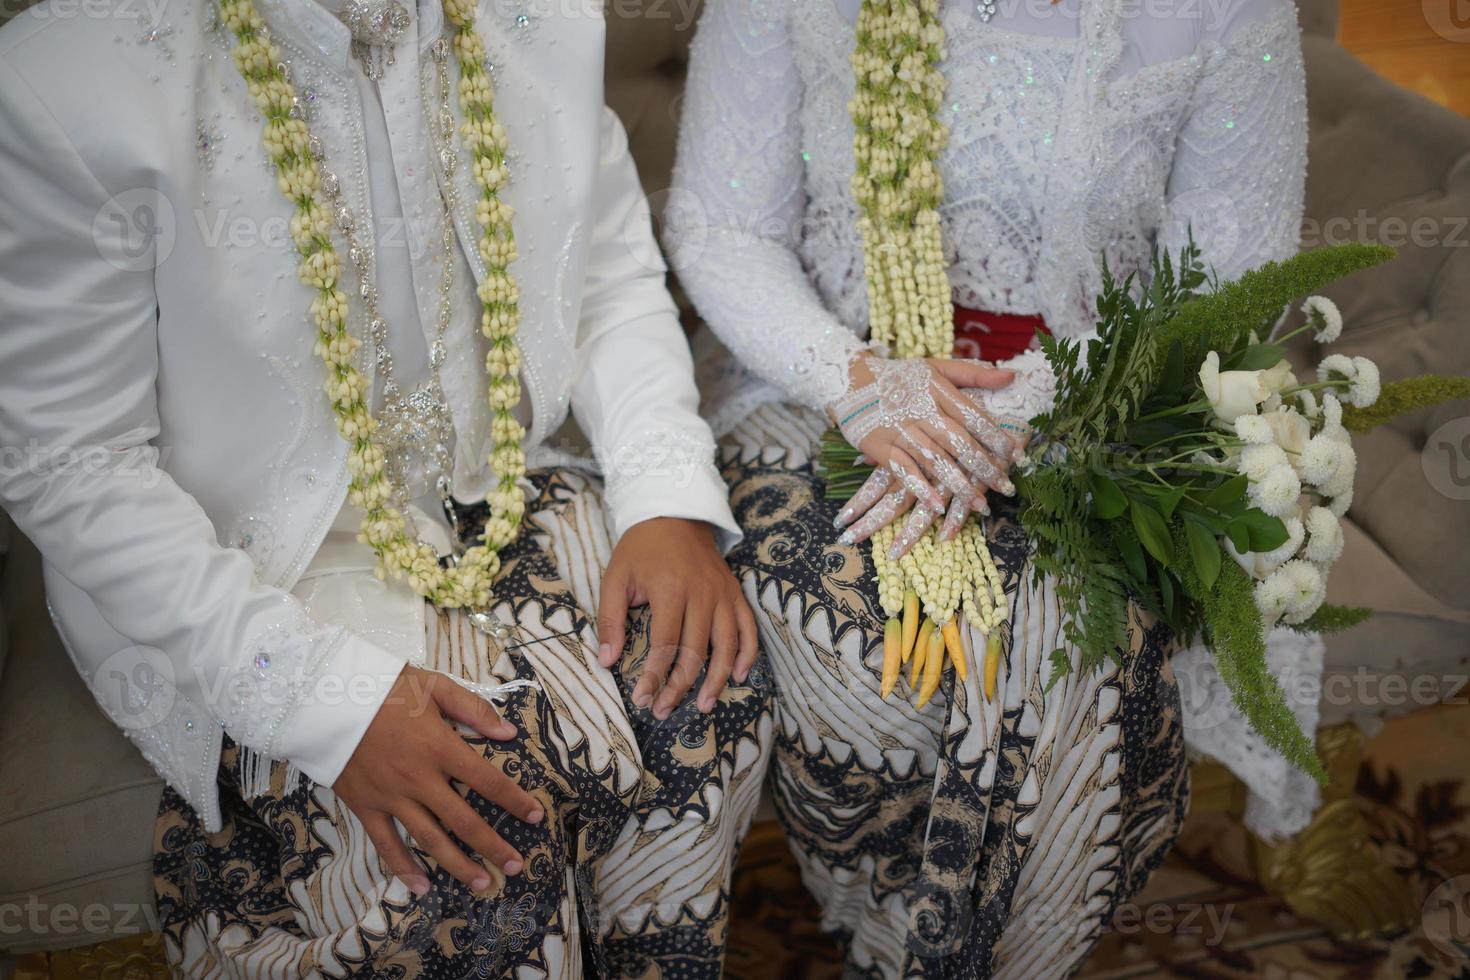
{"left": 1248, "top": 721, "right": 1419, "bottom": 938}
{"left": 1187, "top": 756, "right": 1250, "bottom": 816}
{"left": 12, "top": 934, "right": 169, "bottom": 980}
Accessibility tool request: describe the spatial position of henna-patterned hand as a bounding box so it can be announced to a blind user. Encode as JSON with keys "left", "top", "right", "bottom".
{"left": 830, "top": 354, "right": 1023, "bottom": 556}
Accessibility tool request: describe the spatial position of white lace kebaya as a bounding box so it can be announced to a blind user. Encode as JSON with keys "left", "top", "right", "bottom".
{"left": 671, "top": 0, "right": 1317, "bottom": 838}
{"left": 670, "top": 0, "right": 1307, "bottom": 433}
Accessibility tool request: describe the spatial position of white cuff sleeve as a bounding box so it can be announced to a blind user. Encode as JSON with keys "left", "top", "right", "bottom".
{"left": 602, "top": 449, "right": 743, "bottom": 554}
{"left": 271, "top": 635, "right": 408, "bottom": 789}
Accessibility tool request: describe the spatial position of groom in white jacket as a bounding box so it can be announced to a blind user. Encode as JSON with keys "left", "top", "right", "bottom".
{"left": 0, "top": 0, "right": 767, "bottom": 973}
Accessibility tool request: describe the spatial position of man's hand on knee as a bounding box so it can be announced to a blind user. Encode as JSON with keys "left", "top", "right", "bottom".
{"left": 334, "top": 665, "right": 545, "bottom": 896}
{"left": 595, "top": 517, "right": 759, "bottom": 720}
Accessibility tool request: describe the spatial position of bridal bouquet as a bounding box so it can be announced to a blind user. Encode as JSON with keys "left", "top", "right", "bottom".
{"left": 823, "top": 240, "right": 1470, "bottom": 778}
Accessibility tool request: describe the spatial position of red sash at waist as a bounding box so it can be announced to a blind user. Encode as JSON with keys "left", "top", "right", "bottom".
{"left": 952, "top": 306, "right": 1049, "bottom": 363}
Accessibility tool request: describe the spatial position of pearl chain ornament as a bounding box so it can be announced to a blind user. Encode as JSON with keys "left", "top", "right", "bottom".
{"left": 849, "top": 0, "right": 1009, "bottom": 663}
{"left": 220, "top": 0, "right": 525, "bottom": 609}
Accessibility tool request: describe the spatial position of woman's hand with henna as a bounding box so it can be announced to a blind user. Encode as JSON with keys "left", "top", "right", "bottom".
{"left": 828, "top": 353, "right": 1022, "bottom": 557}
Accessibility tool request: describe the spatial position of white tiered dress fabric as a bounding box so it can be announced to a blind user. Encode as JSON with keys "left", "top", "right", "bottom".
{"left": 670, "top": 0, "right": 1319, "bottom": 840}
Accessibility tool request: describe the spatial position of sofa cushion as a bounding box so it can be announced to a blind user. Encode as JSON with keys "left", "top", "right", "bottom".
{"left": 1295, "top": 0, "right": 1340, "bottom": 40}
{"left": 0, "top": 512, "right": 9, "bottom": 682}
{"left": 0, "top": 529, "right": 161, "bottom": 954}
{"left": 1296, "top": 38, "right": 1470, "bottom": 666}
{"left": 603, "top": 0, "right": 700, "bottom": 198}
{"left": 1291, "top": 37, "right": 1470, "bottom": 724}
{"left": 1319, "top": 520, "right": 1470, "bottom": 727}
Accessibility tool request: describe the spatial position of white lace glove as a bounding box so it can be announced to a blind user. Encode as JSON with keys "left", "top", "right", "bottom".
{"left": 829, "top": 354, "right": 1022, "bottom": 558}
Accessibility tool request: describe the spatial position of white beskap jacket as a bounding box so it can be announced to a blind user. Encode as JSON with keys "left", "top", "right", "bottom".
{"left": 0, "top": 0, "right": 735, "bottom": 829}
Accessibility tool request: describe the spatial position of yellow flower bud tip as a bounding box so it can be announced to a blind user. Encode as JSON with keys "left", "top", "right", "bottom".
{"left": 941, "top": 620, "right": 966, "bottom": 681}
{"left": 899, "top": 589, "right": 920, "bottom": 662}
{"left": 916, "top": 627, "right": 945, "bottom": 708}
{"left": 910, "top": 617, "right": 933, "bottom": 688}
{"left": 881, "top": 618, "right": 903, "bottom": 699}
{"left": 983, "top": 632, "right": 1002, "bottom": 702}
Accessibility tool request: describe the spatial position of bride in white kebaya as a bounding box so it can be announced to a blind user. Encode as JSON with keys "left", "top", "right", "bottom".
{"left": 671, "top": 0, "right": 1309, "bottom": 975}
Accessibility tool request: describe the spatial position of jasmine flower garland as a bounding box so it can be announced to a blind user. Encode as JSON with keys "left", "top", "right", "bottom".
{"left": 220, "top": 0, "right": 525, "bottom": 608}
{"left": 848, "top": 0, "right": 1009, "bottom": 698}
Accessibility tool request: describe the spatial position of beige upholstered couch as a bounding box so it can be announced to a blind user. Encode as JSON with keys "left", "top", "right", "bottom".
{"left": 1290, "top": 15, "right": 1470, "bottom": 725}
{"left": 2, "top": 0, "right": 1467, "bottom": 957}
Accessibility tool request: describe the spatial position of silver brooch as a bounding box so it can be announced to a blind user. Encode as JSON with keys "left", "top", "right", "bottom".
{"left": 339, "top": 0, "right": 411, "bottom": 80}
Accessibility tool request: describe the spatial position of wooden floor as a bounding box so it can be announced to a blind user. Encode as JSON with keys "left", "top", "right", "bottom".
{"left": 1338, "top": 0, "right": 1470, "bottom": 117}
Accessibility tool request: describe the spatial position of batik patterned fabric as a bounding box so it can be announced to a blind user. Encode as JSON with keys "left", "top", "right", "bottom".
{"left": 153, "top": 468, "right": 773, "bottom": 979}
{"left": 719, "top": 403, "right": 1190, "bottom": 979}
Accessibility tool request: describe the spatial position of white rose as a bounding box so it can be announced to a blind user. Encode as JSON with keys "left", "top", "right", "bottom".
{"left": 1199, "top": 350, "right": 1271, "bottom": 423}
{"left": 1261, "top": 407, "right": 1312, "bottom": 469}
{"left": 1261, "top": 359, "right": 1298, "bottom": 395}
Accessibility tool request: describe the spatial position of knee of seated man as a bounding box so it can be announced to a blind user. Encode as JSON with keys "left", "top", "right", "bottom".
{"left": 465, "top": 689, "right": 649, "bottom": 842}
{"left": 445, "top": 694, "right": 573, "bottom": 829}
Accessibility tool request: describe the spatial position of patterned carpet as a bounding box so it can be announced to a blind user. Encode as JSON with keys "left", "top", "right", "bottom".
{"left": 14, "top": 704, "right": 1470, "bottom": 979}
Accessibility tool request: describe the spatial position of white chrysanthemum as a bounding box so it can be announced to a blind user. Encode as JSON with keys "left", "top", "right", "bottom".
{"left": 1346, "top": 355, "right": 1380, "bottom": 408}
{"left": 1320, "top": 439, "right": 1357, "bottom": 498}
{"left": 1248, "top": 463, "right": 1302, "bottom": 517}
{"left": 1328, "top": 482, "right": 1354, "bottom": 517}
{"left": 1317, "top": 354, "right": 1381, "bottom": 409}
{"left": 1238, "top": 443, "right": 1291, "bottom": 482}
{"left": 1298, "top": 389, "right": 1320, "bottom": 419}
{"left": 1280, "top": 559, "right": 1327, "bottom": 624}
{"left": 1299, "top": 433, "right": 1346, "bottom": 487}
{"left": 1254, "top": 567, "right": 1294, "bottom": 625}
{"left": 1227, "top": 515, "right": 1304, "bottom": 580}
{"left": 1235, "top": 414, "right": 1274, "bottom": 444}
{"left": 1322, "top": 391, "right": 1343, "bottom": 430}
{"left": 1302, "top": 296, "right": 1343, "bottom": 344}
{"left": 1265, "top": 514, "right": 1306, "bottom": 567}
{"left": 1317, "top": 353, "right": 1355, "bottom": 386}
{"left": 1303, "top": 506, "right": 1345, "bottom": 564}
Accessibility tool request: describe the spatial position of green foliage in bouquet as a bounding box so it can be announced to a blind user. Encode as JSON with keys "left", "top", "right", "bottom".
{"left": 1171, "top": 534, "right": 1320, "bottom": 777}
{"left": 1017, "top": 242, "right": 1394, "bottom": 780}
{"left": 1286, "top": 602, "right": 1374, "bottom": 635}
{"left": 1156, "top": 243, "right": 1394, "bottom": 368}
{"left": 1340, "top": 376, "right": 1470, "bottom": 432}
